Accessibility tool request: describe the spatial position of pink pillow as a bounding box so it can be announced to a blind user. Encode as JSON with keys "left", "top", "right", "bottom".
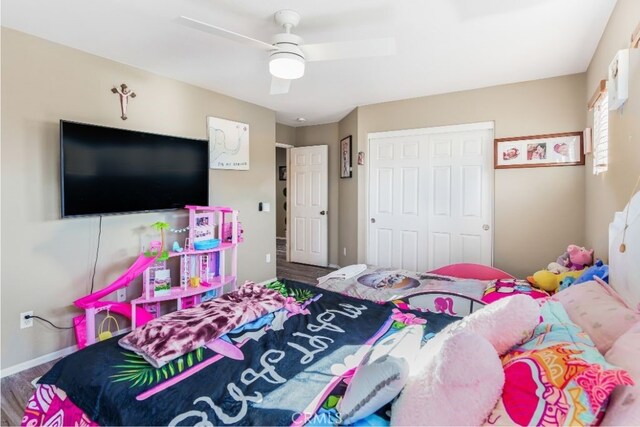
{"left": 392, "top": 330, "right": 504, "bottom": 426}
{"left": 445, "top": 294, "right": 541, "bottom": 355}
{"left": 552, "top": 280, "right": 640, "bottom": 353}
{"left": 602, "top": 321, "right": 640, "bottom": 426}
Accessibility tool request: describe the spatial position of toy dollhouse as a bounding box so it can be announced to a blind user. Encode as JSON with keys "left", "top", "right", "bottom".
{"left": 131, "top": 206, "right": 242, "bottom": 327}
{"left": 73, "top": 205, "right": 242, "bottom": 347}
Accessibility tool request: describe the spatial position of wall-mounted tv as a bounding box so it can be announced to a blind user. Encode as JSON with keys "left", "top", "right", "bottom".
{"left": 60, "top": 120, "right": 209, "bottom": 217}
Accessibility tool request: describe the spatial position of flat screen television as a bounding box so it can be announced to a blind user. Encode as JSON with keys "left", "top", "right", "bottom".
{"left": 60, "top": 120, "right": 209, "bottom": 217}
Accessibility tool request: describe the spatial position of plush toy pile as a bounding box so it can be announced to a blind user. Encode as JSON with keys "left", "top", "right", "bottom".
{"left": 528, "top": 245, "right": 609, "bottom": 293}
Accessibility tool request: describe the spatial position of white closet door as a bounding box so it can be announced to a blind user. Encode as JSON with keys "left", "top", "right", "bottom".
{"left": 368, "top": 135, "right": 429, "bottom": 271}
{"left": 427, "top": 129, "right": 494, "bottom": 269}
{"left": 368, "top": 125, "right": 493, "bottom": 271}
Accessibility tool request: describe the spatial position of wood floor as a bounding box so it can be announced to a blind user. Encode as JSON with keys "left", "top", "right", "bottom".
{"left": 275, "top": 238, "right": 336, "bottom": 284}
{"left": 1, "top": 360, "right": 58, "bottom": 426}
{"left": 0, "top": 239, "right": 334, "bottom": 426}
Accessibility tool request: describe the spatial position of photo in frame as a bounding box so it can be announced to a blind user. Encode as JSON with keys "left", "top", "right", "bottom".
{"left": 494, "top": 132, "right": 584, "bottom": 169}
{"left": 279, "top": 166, "right": 287, "bottom": 181}
{"left": 340, "top": 135, "right": 352, "bottom": 178}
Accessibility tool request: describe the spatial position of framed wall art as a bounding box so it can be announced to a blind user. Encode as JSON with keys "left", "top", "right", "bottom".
{"left": 207, "top": 116, "right": 250, "bottom": 170}
{"left": 494, "top": 132, "right": 584, "bottom": 169}
{"left": 340, "top": 135, "right": 352, "bottom": 178}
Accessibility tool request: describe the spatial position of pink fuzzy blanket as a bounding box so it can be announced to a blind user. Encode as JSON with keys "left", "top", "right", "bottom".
{"left": 119, "top": 283, "right": 285, "bottom": 368}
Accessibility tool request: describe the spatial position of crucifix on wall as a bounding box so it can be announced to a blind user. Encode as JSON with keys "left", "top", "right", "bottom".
{"left": 111, "top": 83, "right": 136, "bottom": 120}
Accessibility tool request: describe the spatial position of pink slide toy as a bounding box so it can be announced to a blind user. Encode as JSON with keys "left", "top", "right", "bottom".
{"left": 74, "top": 254, "right": 158, "bottom": 349}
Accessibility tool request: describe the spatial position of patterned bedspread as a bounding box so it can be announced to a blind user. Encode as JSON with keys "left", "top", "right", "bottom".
{"left": 25, "top": 280, "right": 458, "bottom": 426}
{"left": 316, "top": 267, "right": 488, "bottom": 305}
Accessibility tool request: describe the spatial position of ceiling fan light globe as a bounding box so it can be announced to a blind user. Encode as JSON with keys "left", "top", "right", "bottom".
{"left": 269, "top": 53, "right": 305, "bottom": 80}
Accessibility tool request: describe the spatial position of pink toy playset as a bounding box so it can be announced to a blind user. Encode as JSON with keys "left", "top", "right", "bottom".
{"left": 73, "top": 206, "right": 241, "bottom": 349}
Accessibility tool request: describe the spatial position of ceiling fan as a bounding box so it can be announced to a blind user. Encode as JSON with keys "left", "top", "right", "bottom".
{"left": 178, "top": 10, "right": 396, "bottom": 95}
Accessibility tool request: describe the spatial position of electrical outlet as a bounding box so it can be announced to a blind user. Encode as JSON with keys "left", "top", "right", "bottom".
{"left": 116, "top": 288, "right": 127, "bottom": 302}
{"left": 20, "top": 311, "right": 33, "bottom": 329}
{"left": 343, "top": 247, "right": 347, "bottom": 256}
{"left": 266, "top": 253, "right": 271, "bottom": 263}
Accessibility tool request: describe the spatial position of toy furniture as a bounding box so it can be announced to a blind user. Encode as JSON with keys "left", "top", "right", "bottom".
{"left": 73, "top": 205, "right": 241, "bottom": 347}
{"left": 132, "top": 206, "right": 240, "bottom": 328}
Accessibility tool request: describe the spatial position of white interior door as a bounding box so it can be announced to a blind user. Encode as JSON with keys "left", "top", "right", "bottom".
{"left": 368, "top": 135, "right": 429, "bottom": 271}
{"left": 368, "top": 125, "right": 493, "bottom": 271}
{"left": 290, "top": 145, "right": 329, "bottom": 266}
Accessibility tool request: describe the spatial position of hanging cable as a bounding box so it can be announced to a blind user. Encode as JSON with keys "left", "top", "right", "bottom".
{"left": 26, "top": 315, "right": 74, "bottom": 330}
{"left": 90, "top": 215, "right": 103, "bottom": 294}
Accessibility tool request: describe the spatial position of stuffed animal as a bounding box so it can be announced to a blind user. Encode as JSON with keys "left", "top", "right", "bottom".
{"left": 558, "top": 276, "right": 576, "bottom": 292}
{"left": 547, "top": 261, "right": 569, "bottom": 274}
{"left": 573, "top": 260, "right": 609, "bottom": 285}
{"left": 530, "top": 268, "right": 585, "bottom": 293}
{"left": 565, "top": 245, "right": 594, "bottom": 270}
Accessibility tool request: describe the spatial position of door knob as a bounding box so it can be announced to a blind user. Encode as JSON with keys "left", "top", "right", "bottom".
{"left": 371, "top": 218, "right": 376, "bottom": 223}
{"left": 320, "top": 210, "right": 327, "bottom": 215}
{"left": 482, "top": 224, "right": 490, "bottom": 231}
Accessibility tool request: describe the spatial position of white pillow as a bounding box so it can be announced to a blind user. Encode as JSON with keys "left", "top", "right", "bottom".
{"left": 391, "top": 330, "right": 504, "bottom": 426}
{"left": 339, "top": 325, "right": 423, "bottom": 424}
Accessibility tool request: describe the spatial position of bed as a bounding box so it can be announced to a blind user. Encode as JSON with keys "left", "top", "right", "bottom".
{"left": 314, "top": 265, "right": 508, "bottom": 316}
{"left": 21, "top": 193, "right": 640, "bottom": 426}
{"left": 22, "top": 280, "right": 460, "bottom": 426}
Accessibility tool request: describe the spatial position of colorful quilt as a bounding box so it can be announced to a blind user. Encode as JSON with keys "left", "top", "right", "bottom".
{"left": 485, "top": 301, "right": 633, "bottom": 426}
{"left": 29, "top": 280, "right": 457, "bottom": 426}
{"left": 315, "top": 267, "right": 487, "bottom": 307}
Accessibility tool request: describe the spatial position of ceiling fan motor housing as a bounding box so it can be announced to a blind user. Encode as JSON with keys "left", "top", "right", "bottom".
{"left": 269, "top": 33, "right": 305, "bottom": 79}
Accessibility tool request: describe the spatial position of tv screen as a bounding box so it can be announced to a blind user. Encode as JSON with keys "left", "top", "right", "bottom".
{"left": 61, "top": 120, "right": 209, "bottom": 217}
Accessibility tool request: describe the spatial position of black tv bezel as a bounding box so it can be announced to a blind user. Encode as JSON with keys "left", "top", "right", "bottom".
{"left": 60, "top": 120, "right": 210, "bottom": 218}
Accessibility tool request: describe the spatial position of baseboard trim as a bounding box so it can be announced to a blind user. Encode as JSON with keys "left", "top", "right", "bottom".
{"left": 329, "top": 264, "right": 341, "bottom": 269}
{"left": 1, "top": 345, "right": 77, "bottom": 378}
{"left": 1, "top": 327, "right": 132, "bottom": 378}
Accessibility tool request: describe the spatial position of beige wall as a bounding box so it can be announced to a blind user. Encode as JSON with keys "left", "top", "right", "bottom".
{"left": 293, "top": 124, "right": 340, "bottom": 266}
{"left": 1, "top": 28, "right": 277, "bottom": 369}
{"left": 275, "top": 123, "right": 296, "bottom": 146}
{"left": 350, "top": 74, "right": 587, "bottom": 278}
{"left": 276, "top": 147, "right": 287, "bottom": 238}
{"left": 584, "top": 0, "right": 640, "bottom": 260}
{"left": 338, "top": 109, "right": 359, "bottom": 266}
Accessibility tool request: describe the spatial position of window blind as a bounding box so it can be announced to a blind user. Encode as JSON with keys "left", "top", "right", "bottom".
{"left": 593, "top": 91, "right": 608, "bottom": 175}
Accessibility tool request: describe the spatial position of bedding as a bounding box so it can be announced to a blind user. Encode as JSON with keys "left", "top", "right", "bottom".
{"left": 601, "top": 321, "right": 640, "bottom": 426}
{"left": 119, "top": 282, "right": 286, "bottom": 368}
{"left": 392, "top": 330, "right": 505, "bottom": 426}
{"left": 552, "top": 280, "right": 640, "bottom": 353}
{"left": 485, "top": 301, "right": 633, "bottom": 426}
{"left": 25, "top": 280, "right": 458, "bottom": 426}
{"left": 315, "top": 266, "right": 487, "bottom": 308}
{"left": 339, "top": 324, "right": 423, "bottom": 423}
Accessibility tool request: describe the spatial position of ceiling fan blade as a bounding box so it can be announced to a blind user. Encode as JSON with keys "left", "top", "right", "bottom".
{"left": 270, "top": 77, "right": 291, "bottom": 95}
{"left": 302, "top": 37, "right": 396, "bottom": 62}
{"left": 177, "top": 16, "right": 276, "bottom": 51}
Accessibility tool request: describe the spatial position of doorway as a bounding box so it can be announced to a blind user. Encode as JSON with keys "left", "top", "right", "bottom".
{"left": 367, "top": 122, "right": 494, "bottom": 271}
{"left": 275, "top": 144, "right": 290, "bottom": 263}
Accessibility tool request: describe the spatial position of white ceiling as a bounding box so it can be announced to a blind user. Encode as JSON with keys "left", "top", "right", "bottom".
{"left": 2, "top": 0, "right": 616, "bottom": 126}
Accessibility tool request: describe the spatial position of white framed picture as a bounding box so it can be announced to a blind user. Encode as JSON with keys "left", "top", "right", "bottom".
{"left": 207, "top": 116, "right": 250, "bottom": 170}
